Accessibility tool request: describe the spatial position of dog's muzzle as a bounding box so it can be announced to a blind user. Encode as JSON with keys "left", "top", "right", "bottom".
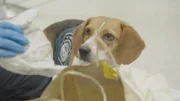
{"left": 79, "top": 45, "right": 91, "bottom": 61}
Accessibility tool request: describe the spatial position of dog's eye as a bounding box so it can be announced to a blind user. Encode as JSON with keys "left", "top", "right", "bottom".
{"left": 102, "top": 33, "right": 114, "bottom": 41}
{"left": 85, "top": 28, "right": 91, "bottom": 35}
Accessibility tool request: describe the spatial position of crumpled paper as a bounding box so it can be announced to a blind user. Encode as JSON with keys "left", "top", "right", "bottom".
{"left": 0, "top": 8, "right": 66, "bottom": 77}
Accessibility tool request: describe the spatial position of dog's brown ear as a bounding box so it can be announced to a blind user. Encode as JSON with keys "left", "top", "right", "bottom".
{"left": 113, "top": 22, "right": 145, "bottom": 65}
{"left": 72, "top": 18, "right": 92, "bottom": 56}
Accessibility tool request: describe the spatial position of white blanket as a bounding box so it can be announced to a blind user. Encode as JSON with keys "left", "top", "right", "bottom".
{"left": 119, "top": 64, "right": 179, "bottom": 101}
{"left": 0, "top": 8, "right": 66, "bottom": 77}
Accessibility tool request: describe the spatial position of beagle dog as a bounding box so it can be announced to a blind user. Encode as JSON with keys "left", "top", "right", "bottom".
{"left": 29, "top": 16, "right": 145, "bottom": 101}
{"left": 68, "top": 16, "right": 145, "bottom": 67}
{"left": 43, "top": 16, "right": 145, "bottom": 76}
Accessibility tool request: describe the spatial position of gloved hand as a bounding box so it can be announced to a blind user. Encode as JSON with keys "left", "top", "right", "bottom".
{"left": 0, "top": 22, "right": 29, "bottom": 57}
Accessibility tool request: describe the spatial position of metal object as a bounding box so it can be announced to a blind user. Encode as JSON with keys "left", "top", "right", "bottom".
{"left": 0, "top": 0, "right": 27, "bottom": 20}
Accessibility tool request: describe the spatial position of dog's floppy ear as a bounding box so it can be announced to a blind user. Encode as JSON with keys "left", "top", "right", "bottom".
{"left": 113, "top": 22, "right": 145, "bottom": 64}
{"left": 72, "top": 18, "right": 92, "bottom": 56}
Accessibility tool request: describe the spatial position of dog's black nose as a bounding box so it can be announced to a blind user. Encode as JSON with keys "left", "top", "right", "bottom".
{"left": 79, "top": 45, "right": 91, "bottom": 56}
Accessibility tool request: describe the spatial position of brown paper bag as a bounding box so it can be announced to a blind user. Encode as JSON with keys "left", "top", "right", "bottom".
{"left": 30, "top": 62, "right": 125, "bottom": 101}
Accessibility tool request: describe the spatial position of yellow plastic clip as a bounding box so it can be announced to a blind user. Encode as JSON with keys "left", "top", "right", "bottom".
{"left": 101, "top": 61, "right": 118, "bottom": 80}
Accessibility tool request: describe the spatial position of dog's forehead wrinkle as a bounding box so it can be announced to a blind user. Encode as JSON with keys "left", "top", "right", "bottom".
{"left": 98, "top": 22, "right": 106, "bottom": 31}
{"left": 92, "top": 21, "right": 107, "bottom": 40}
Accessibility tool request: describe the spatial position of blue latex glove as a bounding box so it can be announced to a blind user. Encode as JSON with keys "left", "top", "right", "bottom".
{"left": 0, "top": 22, "right": 29, "bottom": 57}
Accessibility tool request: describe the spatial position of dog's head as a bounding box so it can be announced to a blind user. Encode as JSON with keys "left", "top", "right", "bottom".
{"left": 72, "top": 16, "right": 145, "bottom": 65}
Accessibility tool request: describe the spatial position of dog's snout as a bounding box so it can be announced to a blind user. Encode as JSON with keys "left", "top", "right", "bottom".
{"left": 79, "top": 46, "right": 91, "bottom": 55}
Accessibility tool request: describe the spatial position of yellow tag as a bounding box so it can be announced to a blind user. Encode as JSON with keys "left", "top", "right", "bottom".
{"left": 101, "top": 61, "right": 118, "bottom": 80}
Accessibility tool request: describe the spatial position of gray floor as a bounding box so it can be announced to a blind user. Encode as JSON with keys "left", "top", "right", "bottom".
{"left": 8, "top": 0, "right": 180, "bottom": 90}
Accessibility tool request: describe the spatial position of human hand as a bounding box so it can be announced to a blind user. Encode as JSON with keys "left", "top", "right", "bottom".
{"left": 0, "top": 22, "right": 29, "bottom": 57}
